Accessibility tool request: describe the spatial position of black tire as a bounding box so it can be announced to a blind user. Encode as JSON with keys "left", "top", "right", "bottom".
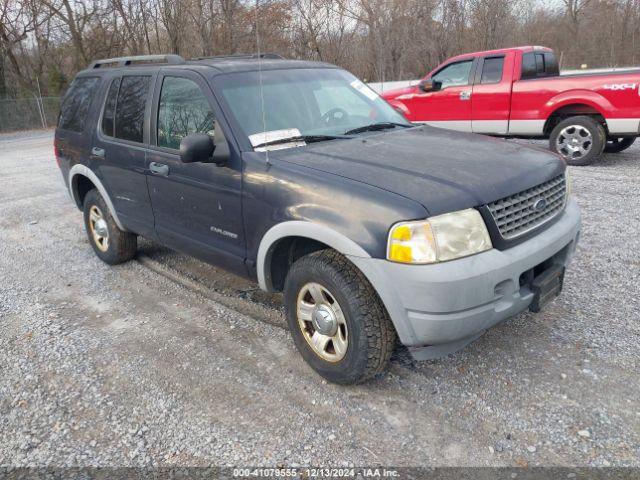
{"left": 604, "top": 137, "right": 635, "bottom": 153}
{"left": 283, "top": 250, "right": 396, "bottom": 384}
{"left": 549, "top": 115, "right": 606, "bottom": 166}
{"left": 83, "top": 189, "right": 137, "bottom": 265}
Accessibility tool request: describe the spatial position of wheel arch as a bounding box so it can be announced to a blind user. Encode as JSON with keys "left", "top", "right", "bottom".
{"left": 257, "top": 221, "right": 371, "bottom": 292}
{"left": 68, "top": 164, "right": 126, "bottom": 231}
{"left": 542, "top": 92, "right": 612, "bottom": 136}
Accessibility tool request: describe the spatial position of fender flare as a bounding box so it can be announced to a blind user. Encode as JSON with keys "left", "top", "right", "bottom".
{"left": 68, "top": 164, "right": 126, "bottom": 231}
{"left": 256, "top": 221, "right": 371, "bottom": 292}
{"left": 542, "top": 90, "right": 612, "bottom": 123}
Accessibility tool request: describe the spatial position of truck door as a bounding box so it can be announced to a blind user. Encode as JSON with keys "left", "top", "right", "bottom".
{"left": 410, "top": 58, "right": 475, "bottom": 131}
{"left": 471, "top": 54, "right": 511, "bottom": 134}
{"left": 145, "top": 69, "right": 246, "bottom": 276}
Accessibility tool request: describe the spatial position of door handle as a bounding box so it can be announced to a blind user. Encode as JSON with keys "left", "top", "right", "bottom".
{"left": 91, "top": 147, "right": 105, "bottom": 159}
{"left": 149, "top": 162, "right": 169, "bottom": 176}
{"left": 460, "top": 91, "right": 472, "bottom": 101}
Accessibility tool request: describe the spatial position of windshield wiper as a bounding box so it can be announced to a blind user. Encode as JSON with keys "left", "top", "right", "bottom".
{"left": 252, "top": 134, "right": 351, "bottom": 149}
{"left": 343, "top": 122, "right": 412, "bottom": 135}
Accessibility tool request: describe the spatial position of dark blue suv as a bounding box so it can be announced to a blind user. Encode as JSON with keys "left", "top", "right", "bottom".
{"left": 55, "top": 54, "right": 581, "bottom": 384}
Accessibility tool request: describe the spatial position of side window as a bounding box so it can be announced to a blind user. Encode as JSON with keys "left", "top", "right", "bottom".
{"left": 157, "top": 76, "right": 215, "bottom": 150}
{"left": 543, "top": 52, "right": 559, "bottom": 76}
{"left": 535, "top": 53, "right": 545, "bottom": 75}
{"left": 115, "top": 76, "right": 150, "bottom": 143}
{"left": 58, "top": 77, "right": 100, "bottom": 132}
{"left": 432, "top": 60, "right": 473, "bottom": 89}
{"left": 101, "top": 77, "right": 121, "bottom": 137}
{"left": 480, "top": 57, "right": 504, "bottom": 84}
{"left": 521, "top": 52, "right": 536, "bottom": 79}
{"left": 522, "top": 51, "right": 559, "bottom": 80}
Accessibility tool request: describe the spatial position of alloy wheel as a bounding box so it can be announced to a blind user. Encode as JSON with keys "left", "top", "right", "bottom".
{"left": 296, "top": 282, "right": 348, "bottom": 362}
{"left": 556, "top": 125, "right": 593, "bottom": 160}
{"left": 88, "top": 205, "right": 109, "bottom": 252}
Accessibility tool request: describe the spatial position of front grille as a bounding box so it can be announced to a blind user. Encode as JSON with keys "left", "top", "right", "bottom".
{"left": 487, "top": 174, "right": 566, "bottom": 239}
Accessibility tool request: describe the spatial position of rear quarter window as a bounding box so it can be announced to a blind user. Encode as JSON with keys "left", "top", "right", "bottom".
{"left": 521, "top": 52, "right": 559, "bottom": 79}
{"left": 58, "top": 77, "right": 100, "bottom": 132}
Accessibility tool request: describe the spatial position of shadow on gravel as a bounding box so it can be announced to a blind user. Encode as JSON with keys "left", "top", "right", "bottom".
{"left": 137, "top": 237, "right": 283, "bottom": 311}
{"left": 136, "top": 237, "right": 424, "bottom": 371}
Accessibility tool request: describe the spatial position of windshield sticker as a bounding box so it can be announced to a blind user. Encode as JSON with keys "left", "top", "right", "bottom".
{"left": 248, "top": 128, "right": 305, "bottom": 151}
{"left": 350, "top": 80, "right": 379, "bottom": 101}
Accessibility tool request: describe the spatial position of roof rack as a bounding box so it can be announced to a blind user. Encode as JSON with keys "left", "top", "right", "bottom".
{"left": 89, "top": 54, "right": 185, "bottom": 69}
{"left": 190, "top": 53, "right": 284, "bottom": 61}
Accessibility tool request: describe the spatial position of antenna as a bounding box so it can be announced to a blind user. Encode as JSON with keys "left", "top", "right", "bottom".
{"left": 255, "top": 0, "right": 270, "bottom": 166}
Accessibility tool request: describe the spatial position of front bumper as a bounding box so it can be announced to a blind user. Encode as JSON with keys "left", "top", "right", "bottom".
{"left": 349, "top": 198, "right": 581, "bottom": 358}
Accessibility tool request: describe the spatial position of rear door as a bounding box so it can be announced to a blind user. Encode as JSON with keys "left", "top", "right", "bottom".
{"left": 471, "top": 54, "right": 512, "bottom": 134}
{"left": 145, "top": 69, "right": 245, "bottom": 275}
{"left": 93, "top": 72, "right": 156, "bottom": 238}
{"left": 411, "top": 58, "right": 475, "bottom": 131}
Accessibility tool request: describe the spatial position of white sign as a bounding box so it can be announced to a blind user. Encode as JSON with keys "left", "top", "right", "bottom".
{"left": 248, "top": 128, "right": 305, "bottom": 151}
{"left": 351, "top": 80, "right": 379, "bottom": 101}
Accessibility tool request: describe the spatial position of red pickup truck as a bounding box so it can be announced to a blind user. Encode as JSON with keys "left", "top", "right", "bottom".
{"left": 382, "top": 46, "right": 640, "bottom": 165}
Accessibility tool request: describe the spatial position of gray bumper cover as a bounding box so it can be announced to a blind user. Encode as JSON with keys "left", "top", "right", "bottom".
{"left": 349, "top": 199, "right": 581, "bottom": 359}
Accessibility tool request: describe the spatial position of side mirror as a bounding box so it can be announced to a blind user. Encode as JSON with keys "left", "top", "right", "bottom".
{"left": 419, "top": 79, "right": 441, "bottom": 92}
{"left": 180, "top": 133, "right": 215, "bottom": 164}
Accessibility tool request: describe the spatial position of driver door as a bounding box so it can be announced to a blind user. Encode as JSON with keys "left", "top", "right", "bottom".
{"left": 410, "top": 58, "right": 476, "bottom": 132}
{"left": 146, "top": 69, "right": 246, "bottom": 275}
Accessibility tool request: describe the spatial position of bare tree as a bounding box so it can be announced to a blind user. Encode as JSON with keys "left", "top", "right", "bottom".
{"left": 2, "top": 0, "right": 640, "bottom": 99}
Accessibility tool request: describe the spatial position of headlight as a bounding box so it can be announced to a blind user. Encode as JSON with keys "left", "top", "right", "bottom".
{"left": 387, "top": 209, "right": 492, "bottom": 264}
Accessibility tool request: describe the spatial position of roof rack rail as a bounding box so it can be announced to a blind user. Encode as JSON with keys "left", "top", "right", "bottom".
{"left": 89, "top": 54, "right": 185, "bottom": 69}
{"left": 190, "top": 53, "right": 284, "bottom": 61}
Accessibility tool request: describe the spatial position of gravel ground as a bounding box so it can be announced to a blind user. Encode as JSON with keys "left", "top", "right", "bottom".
{"left": 0, "top": 131, "right": 638, "bottom": 467}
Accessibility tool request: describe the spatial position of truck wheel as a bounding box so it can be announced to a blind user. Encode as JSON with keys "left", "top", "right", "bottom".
{"left": 604, "top": 137, "right": 635, "bottom": 153}
{"left": 550, "top": 116, "right": 605, "bottom": 166}
{"left": 283, "top": 250, "right": 396, "bottom": 384}
{"left": 83, "top": 189, "right": 137, "bottom": 265}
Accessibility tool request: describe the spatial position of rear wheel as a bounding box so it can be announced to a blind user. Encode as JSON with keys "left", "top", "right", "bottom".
{"left": 549, "top": 116, "right": 605, "bottom": 166}
{"left": 283, "top": 250, "right": 396, "bottom": 384}
{"left": 604, "top": 137, "right": 635, "bottom": 153}
{"left": 83, "top": 189, "right": 137, "bottom": 265}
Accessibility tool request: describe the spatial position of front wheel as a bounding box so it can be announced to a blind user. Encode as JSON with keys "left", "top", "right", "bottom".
{"left": 283, "top": 250, "right": 396, "bottom": 384}
{"left": 549, "top": 116, "right": 605, "bottom": 166}
{"left": 604, "top": 137, "right": 636, "bottom": 153}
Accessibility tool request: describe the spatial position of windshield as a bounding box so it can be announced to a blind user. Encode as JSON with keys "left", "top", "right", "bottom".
{"left": 215, "top": 68, "right": 411, "bottom": 148}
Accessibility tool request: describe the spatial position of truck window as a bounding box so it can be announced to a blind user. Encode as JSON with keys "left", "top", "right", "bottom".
{"left": 432, "top": 60, "right": 473, "bottom": 89}
{"left": 114, "top": 76, "right": 151, "bottom": 143}
{"left": 58, "top": 77, "right": 100, "bottom": 132}
{"left": 480, "top": 57, "right": 504, "bottom": 84}
{"left": 543, "top": 52, "right": 560, "bottom": 76}
{"left": 101, "top": 77, "right": 121, "bottom": 137}
{"left": 535, "top": 54, "right": 545, "bottom": 74}
{"left": 157, "top": 76, "right": 216, "bottom": 150}
{"left": 521, "top": 52, "right": 559, "bottom": 79}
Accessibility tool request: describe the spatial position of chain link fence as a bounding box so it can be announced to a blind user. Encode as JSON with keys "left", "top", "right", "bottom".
{"left": 0, "top": 96, "right": 61, "bottom": 132}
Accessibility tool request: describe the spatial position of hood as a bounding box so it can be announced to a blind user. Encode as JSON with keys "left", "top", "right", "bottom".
{"left": 381, "top": 86, "right": 415, "bottom": 100}
{"left": 272, "top": 126, "right": 564, "bottom": 216}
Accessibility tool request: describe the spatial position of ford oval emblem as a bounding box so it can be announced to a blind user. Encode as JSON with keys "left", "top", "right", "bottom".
{"left": 533, "top": 198, "right": 547, "bottom": 211}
